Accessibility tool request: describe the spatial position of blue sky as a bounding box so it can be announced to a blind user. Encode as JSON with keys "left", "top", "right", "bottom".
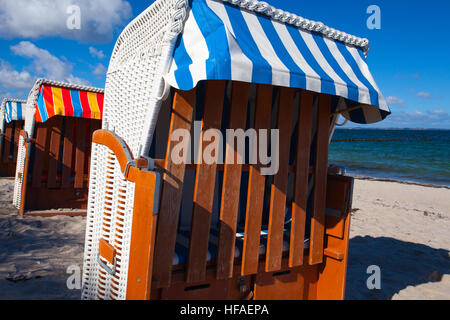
{"left": 0, "top": 0, "right": 449, "bottom": 128}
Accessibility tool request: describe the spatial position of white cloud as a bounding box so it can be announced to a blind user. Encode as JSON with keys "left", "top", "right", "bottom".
{"left": 0, "top": 60, "right": 34, "bottom": 90}
{"left": 416, "top": 91, "right": 432, "bottom": 99}
{"left": 388, "top": 109, "right": 450, "bottom": 125}
{"left": 0, "top": 0, "right": 132, "bottom": 42}
{"left": 9, "top": 41, "right": 90, "bottom": 86}
{"left": 427, "top": 109, "right": 449, "bottom": 118}
{"left": 386, "top": 96, "right": 405, "bottom": 105}
{"left": 89, "top": 47, "right": 106, "bottom": 59}
{"left": 93, "top": 63, "right": 107, "bottom": 76}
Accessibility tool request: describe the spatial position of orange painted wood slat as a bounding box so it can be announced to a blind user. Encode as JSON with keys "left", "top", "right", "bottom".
{"left": 265, "top": 87, "right": 296, "bottom": 272}
{"left": 316, "top": 175, "right": 354, "bottom": 300}
{"left": 289, "top": 91, "right": 314, "bottom": 268}
{"left": 2, "top": 125, "right": 13, "bottom": 162}
{"left": 152, "top": 88, "right": 196, "bottom": 288}
{"left": 31, "top": 124, "right": 48, "bottom": 188}
{"left": 47, "top": 117, "right": 63, "bottom": 189}
{"left": 74, "top": 118, "right": 87, "bottom": 189}
{"left": 126, "top": 168, "right": 160, "bottom": 300}
{"left": 62, "top": 118, "right": 75, "bottom": 189}
{"left": 186, "top": 81, "right": 226, "bottom": 283}
{"left": 216, "top": 81, "right": 250, "bottom": 280}
{"left": 241, "top": 84, "right": 273, "bottom": 276}
{"left": 91, "top": 129, "right": 160, "bottom": 300}
{"left": 309, "top": 94, "right": 332, "bottom": 265}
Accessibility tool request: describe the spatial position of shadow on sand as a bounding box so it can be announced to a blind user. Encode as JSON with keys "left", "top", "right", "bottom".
{"left": 346, "top": 236, "right": 450, "bottom": 300}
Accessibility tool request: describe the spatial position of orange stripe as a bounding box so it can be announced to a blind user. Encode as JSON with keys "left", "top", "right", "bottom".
{"left": 43, "top": 85, "right": 55, "bottom": 119}
{"left": 87, "top": 92, "right": 101, "bottom": 120}
{"left": 52, "top": 87, "right": 65, "bottom": 117}
{"left": 34, "top": 103, "right": 43, "bottom": 123}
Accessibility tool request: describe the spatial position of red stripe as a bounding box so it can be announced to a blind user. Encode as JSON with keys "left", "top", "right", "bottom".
{"left": 43, "top": 85, "right": 55, "bottom": 119}
{"left": 79, "top": 91, "right": 92, "bottom": 119}
{"left": 61, "top": 88, "right": 74, "bottom": 117}
{"left": 96, "top": 93, "right": 104, "bottom": 119}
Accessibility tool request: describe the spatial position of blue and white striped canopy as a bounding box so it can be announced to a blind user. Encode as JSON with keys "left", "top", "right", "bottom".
{"left": 2, "top": 99, "right": 26, "bottom": 123}
{"left": 165, "top": 0, "right": 391, "bottom": 124}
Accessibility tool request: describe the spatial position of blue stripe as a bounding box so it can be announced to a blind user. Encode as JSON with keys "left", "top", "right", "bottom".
{"left": 285, "top": 26, "right": 336, "bottom": 96}
{"left": 16, "top": 102, "right": 23, "bottom": 121}
{"left": 224, "top": 4, "right": 272, "bottom": 85}
{"left": 256, "top": 14, "right": 307, "bottom": 89}
{"left": 355, "top": 48, "right": 383, "bottom": 107}
{"left": 336, "top": 42, "right": 379, "bottom": 106}
{"left": 192, "top": 0, "right": 231, "bottom": 80}
{"left": 166, "top": 0, "right": 389, "bottom": 124}
{"left": 70, "top": 89, "right": 83, "bottom": 118}
{"left": 37, "top": 91, "right": 49, "bottom": 122}
{"left": 173, "top": 35, "right": 195, "bottom": 90}
{"left": 313, "top": 33, "right": 359, "bottom": 103}
{"left": 6, "top": 102, "right": 12, "bottom": 122}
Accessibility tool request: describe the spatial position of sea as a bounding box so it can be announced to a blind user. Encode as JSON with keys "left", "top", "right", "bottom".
{"left": 329, "top": 129, "right": 450, "bottom": 187}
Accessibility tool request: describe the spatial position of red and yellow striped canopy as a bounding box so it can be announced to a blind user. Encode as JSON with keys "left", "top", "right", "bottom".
{"left": 35, "top": 84, "right": 104, "bottom": 123}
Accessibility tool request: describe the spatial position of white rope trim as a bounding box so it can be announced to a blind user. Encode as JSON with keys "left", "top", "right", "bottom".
{"left": 25, "top": 78, "right": 104, "bottom": 112}
{"left": 221, "top": 0, "right": 370, "bottom": 55}
{"left": 1, "top": 98, "right": 27, "bottom": 110}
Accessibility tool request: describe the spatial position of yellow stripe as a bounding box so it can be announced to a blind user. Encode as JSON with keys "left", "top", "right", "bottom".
{"left": 87, "top": 92, "right": 101, "bottom": 120}
{"left": 52, "top": 87, "right": 65, "bottom": 117}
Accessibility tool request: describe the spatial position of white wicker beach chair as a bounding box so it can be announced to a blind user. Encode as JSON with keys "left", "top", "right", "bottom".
{"left": 0, "top": 98, "right": 27, "bottom": 177}
{"left": 13, "top": 79, "right": 104, "bottom": 215}
{"left": 82, "top": 0, "right": 390, "bottom": 300}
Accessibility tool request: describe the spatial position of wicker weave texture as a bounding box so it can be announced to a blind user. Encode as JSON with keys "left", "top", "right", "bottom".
{"left": 82, "top": 0, "right": 188, "bottom": 300}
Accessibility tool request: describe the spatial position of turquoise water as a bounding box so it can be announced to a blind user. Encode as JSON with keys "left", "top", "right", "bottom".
{"left": 329, "top": 129, "right": 450, "bottom": 187}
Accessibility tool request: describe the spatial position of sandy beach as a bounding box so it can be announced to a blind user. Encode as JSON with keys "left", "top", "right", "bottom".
{"left": 0, "top": 177, "right": 448, "bottom": 300}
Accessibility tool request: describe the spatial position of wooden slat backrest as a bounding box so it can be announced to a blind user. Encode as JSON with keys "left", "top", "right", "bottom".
{"left": 309, "top": 94, "right": 332, "bottom": 265}
{"left": 289, "top": 91, "right": 314, "bottom": 268}
{"left": 2, "top": 123, "right": 13, "bottom": 163}
{"left": 265, "top": 87, "right": 296, "bottom": 272}
{"left": 151, "top": 82, "right": 333, "bottom": 288}
{"left": 31, "top": 123, "right": 49, "bottom": 188}
{"left": 153, "top": 88, "right": 196, "bottom": 288}
{"left": 0, "top": 121, "right": 23, "bottom": 165}
{"left": 215, "top": 81, "right": 250, "bottom": 280}
{"left": 241, "top": 84, "right": 273, "bottom": 276}
{"left": 47, "top": 117, "right": 63, "bottom": 189}
{"left": 61, "top": 118, "right": 75, "bottom": 189}
{"left": 74, "top": 118, "right": 87, "bottom": 189}
{"left": 28, "top": 116, "right": 100, "bottom": 190}
{"left": 186, "top": 81, "right": 226, "bottom": 283}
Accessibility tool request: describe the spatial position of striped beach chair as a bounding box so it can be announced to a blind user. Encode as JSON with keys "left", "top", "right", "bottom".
{"left": 0, "top": 99, "right": 27, "bottom": 177}
{"left": 13, "top": 79, "right": 104, "bottom": 216}
{"left": 82, "top": 0, "right": 390, "bottom": 300}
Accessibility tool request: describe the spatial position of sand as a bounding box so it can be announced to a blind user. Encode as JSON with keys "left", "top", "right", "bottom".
{"left": 0, "top": 179, "right": 85, "bottom": 300}
{"left": 0, "top": 177, "right": 448, "bottom": 300}
{"left": 347, "top": 179, "right": 450, "bottom": 300}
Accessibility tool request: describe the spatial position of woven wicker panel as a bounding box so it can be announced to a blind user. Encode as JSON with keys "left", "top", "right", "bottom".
{"left": 82, "top": 0, "right": 186, "bottom": 300}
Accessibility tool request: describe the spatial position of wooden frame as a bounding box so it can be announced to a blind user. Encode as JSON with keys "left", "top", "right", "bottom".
{"left": 0, "top": 120, "right": 24, "bottom": 177}
{"left": 19, "top": 116, "right": 101, "bottom": 215}
{"left": 93, "top": 81, "right": 354, "bottom": 300}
